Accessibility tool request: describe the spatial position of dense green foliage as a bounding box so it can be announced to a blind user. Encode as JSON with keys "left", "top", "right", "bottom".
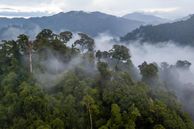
{"left": 0, "top": 29, "right": 194, "bottom": 129}
{"left": 121, "top": 15, "right": 194, "bottom": 46}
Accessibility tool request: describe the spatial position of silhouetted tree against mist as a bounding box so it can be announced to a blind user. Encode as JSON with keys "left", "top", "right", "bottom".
{"left": 73, "top": 33, "right": 95, "bottom": 64}
{"left": 17, "top": 34, "right": 30, "bottom": 54}
{"left": 109, "top": 45, "right": 131, "bottom": 71}
{"left": 59, "top": 31, "right": 73, "bottom": 43}
{"left": 96, "top": 50, "right": 102, "bottom": 61}
{"left": 74, "top": 33, "right": 95, "bottom": 52}
{"left": 33, "top": 29, "right": 56, "bottom": 52}
{"left": 17, "top": 34, "right": 33, "bottom": 73}
{"left": 176, "top": 60, "right": 191, "bottom": 70}
{"left": 139, "top": 62, "right": 159, "bottom": 86}
{"left": 110, "top": 45, "right": 130, "bottom": 61}
{"left": 102, "top": 51, "right": 111, "bottom": 59}
{"left": 95, "top": 50, "right": 111, "bottom": 63}
{"left": 36, "top": 29, "right": 54, "bottom": 40}
{"left": 96, "top": 45, "right": 132, "bottom": 72}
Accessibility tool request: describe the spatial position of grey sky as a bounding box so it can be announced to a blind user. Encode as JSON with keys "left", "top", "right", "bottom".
{"left": 0, "top": 0, "right": 193, "bottom": 19}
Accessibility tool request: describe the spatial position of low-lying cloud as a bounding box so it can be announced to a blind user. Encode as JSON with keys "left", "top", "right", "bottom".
{"left": 95, "top": 34, "right": 194, "bottom": 119}
{"left": 128, "top": 41, "right": 194, "bottom": 72}
{"left": 95, "top": 34, "right": 194, "bottom": 74}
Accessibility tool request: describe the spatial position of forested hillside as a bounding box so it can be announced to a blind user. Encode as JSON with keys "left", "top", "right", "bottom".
{"left": 121, "top": 14, "right": 194, "bottom": 46}
{"left": 0, "top": 29, "right": 194, "bottom": 129}
{"left": 0, "top": 11, "right": 143, "bottom": 40}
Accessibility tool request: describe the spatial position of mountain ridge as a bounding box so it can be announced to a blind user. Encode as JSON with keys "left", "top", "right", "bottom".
{"left": 122, "top": 12, "right": 169, "bottom": 25}
{"left": 0, "top": 11, "right": 143, "bottom": 39}
{"left": 121, "top": 14, "right": 194, "bottom": 46}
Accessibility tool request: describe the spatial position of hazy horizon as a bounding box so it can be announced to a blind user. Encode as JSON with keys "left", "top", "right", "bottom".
{"left": 0, "top": 0, "right": 194, "bottom": 19}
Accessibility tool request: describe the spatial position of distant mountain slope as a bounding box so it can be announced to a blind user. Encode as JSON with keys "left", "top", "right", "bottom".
{"left": 0, "top": 24, "right": 40, "bottom": 40}
{"left": 121, "top": 14, "right": 194, "bottom": 46}
{"left": 0, "top": 11, "right": 143, "bottom": 39}
{"left": 173, "top": 14, "right": 194, "bottom": 22}
{"left": 123, "top": 12, "right": 168, "bottom": 25}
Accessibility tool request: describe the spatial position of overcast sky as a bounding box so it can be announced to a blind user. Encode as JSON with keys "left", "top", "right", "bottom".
{"left": 0, "top": 0, "right": 193, "bottom": 19}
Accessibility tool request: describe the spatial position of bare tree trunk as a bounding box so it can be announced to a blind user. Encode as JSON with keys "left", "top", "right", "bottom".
{"left": 29, "top": 42, "right": 33, "bottom": 73}
{"left": 87, "top": 104, "right": 93, "bottom": 129}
